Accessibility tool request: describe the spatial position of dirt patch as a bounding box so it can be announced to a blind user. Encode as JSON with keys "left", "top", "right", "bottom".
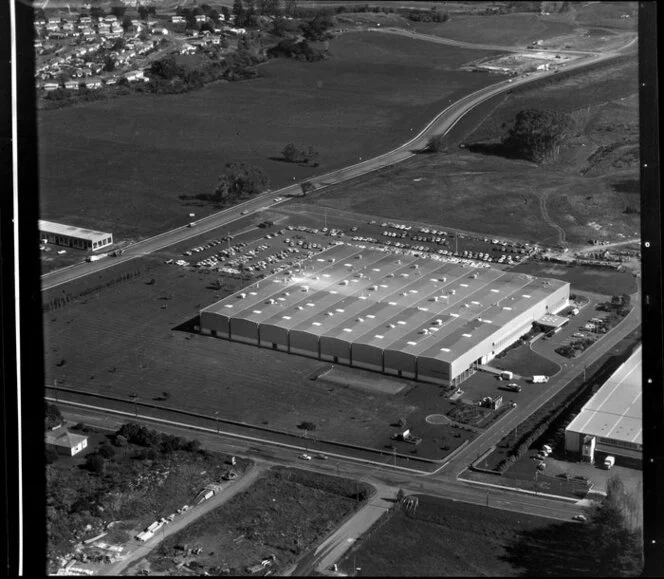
{"left": 137, "top": 467, "right": 371, "bottom": 576}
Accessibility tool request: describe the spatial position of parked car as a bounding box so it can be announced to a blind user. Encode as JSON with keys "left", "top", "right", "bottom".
{"left": 573, "top": 514, "right": 587, "bottom": 522}
{"left": 315, "top": 453, "right": 328, "bottom": 460}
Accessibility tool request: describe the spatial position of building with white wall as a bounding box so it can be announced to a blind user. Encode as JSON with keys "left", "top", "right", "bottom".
{"left": 39, "top": 220, "right": 113, "bottom": 252}
{"left": 565, "top": 345, "right": 642, "bottom": 468}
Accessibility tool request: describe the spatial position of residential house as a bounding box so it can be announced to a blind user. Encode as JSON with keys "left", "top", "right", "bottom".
{"left": 103, "top": 15, "right": 118, "bottom": 23}
{"left": 85, "top": 79, "right": 102, "bottom": 89}
{"left": 195, "top": 14, "right": 207, "bottom": 23}
{"left": 79, "top": 16, "right": 92, "bottom": 24}
{"left": 35, "top": 19, "right": 47, "bottom": 26}
{"left": 65, "top": 80, "right": 80, "bottom": 90}
{"left": 43, "top": 82, "right": 60, "bottom": 91}
{"left": 180, "top": 42, "right": 196, "bottom": 54}
{"left": 171, "top": 15, "right": 185, "bottom": 23}
{"left": 45, "top": 430, "right": 88, "bottom": 456}
{"left": 81, "top": 67, "right": 93, "bottom": 77}
{"left": 48, "top": 17, "right": 61, "bottom": 25}
{"left": 105, "top": 77, "right": 118, "bottom": 85}
{"left": 125, "top": 69, "right": 145, "bottom": 82}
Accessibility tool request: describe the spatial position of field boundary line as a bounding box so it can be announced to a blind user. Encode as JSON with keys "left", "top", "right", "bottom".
{"left": 455, "top": 475, "right": 579, "bottom": 503}
{"left": 45, "top": 397, "right": 436, "bottom": 475}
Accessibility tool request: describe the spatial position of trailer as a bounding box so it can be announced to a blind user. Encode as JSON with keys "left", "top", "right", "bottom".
{"left": 499, "top": 371, "right": 513, "bottom": 380}
{"left": 532, "top": 375, "right": 549, "bottom": 383}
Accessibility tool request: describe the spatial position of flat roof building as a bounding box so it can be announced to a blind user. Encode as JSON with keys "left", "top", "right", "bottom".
{"left": 200, "top": 244, "right": 569, "bottom": 387}
{"left": 565, "top": 345, "right": 642, "bottom": 468}
{"left": 39, "top": 220, "right": 113, "bottom": 252}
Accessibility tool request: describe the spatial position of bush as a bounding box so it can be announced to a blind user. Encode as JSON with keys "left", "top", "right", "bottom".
{"left": 98, "top": 444, "right": 116, "bottom": 459}
{"left": 113, "top": 434, "right": 128, "bottom": 447}
{"left": 45, "top": 447, "right": 60, "bottom": 465}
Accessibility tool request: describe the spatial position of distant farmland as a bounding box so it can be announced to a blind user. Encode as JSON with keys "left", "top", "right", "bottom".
{"left": 37, "top": 32, "right": 500, "bottom": 242}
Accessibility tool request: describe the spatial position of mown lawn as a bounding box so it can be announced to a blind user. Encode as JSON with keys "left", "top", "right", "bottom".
{"left": 339, "top": 494, "right": 586, "bottom": 577}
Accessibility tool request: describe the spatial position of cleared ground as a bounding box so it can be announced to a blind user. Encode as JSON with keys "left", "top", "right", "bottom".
{"left": 38, "top": 32, "right": 499, "bottom": 242}
{"left": 302, "top": 58, "right": 639, "bottom": 247}
{"left": 339, "top": 494, "right": 591, "bottom": 576}
{"left": 509, "top": 262, "right": 637, "bottom": 295}
{"left": 42, "top": 227, "right": 476, "bottom": 461}
{"left": 132, "top": 467, "right": 371, "bottom": 576}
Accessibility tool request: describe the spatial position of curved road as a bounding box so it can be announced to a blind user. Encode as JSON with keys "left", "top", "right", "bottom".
{"left": 41, "top": 32, "right": 636, "bottom": 292}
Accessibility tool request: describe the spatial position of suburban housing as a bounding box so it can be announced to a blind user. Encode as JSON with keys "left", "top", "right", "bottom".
{"left": 199, "top": 244, "right": 569, "bottom": 387}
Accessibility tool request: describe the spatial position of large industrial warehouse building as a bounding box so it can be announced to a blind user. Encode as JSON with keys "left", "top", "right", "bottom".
{"left": 200, "top": 244, "right": 570, "bottom": 387}
{"left": 565, "top": 345, "right": 642, "bottom": 468}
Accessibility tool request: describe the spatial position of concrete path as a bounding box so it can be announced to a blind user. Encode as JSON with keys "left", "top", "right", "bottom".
{"left": 287, "top": 483, "right": 398, "bottom": 576}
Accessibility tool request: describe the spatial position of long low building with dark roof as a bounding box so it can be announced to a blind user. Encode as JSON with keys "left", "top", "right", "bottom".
{"left": 200, "top": 244, "right": 570, "bottom": 387}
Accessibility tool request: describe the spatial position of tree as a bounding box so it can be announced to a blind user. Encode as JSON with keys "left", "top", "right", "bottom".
{"left": 150, "top": 55, "right": 184, "bottom": 80}
{"left": 85, "top": 454, "right": 106, "bottom": 475}
{"left": 90, "top": 6, "right": 105, "bottom": 19}
{"left": 98, "top": 444, "right": 116, "bottom": 459}
{"left": 427, "top": 134, "right": 446, "bottom": 152}
{"left": 103, "top": 55, "right": 116, "bottom": 72}
{"left": 209, "top": 8, "right": 221, "bottom": 23}
{"left": 45, "top": 402, "right": 63, "bottom": 430}
{"left": 301, "top": 181, "right": 314, "bottom": 196}
{"left": 45, "top": 447, "right": 60, "bottom": 465}
{"left": 214, "top": 163, "right": 269, "bottom": 203}
{"left": 110, "top": 3, "right": 127, "bottom": 18}
{"left": 502, "top": 109, "right": 573, "bottom": 163}
{"left": 221, "top": 6, "right": 231, "bottom": 21}
{"left": 281, "top": 143, "right": 298, "bottom": 162}
{"left": 121, "top": 15, "right": 133, "bottom": 32}
{"left": 233, "top": 0, "right": 246, "bottom": 25}
{"left": 113, "top": 434, "right": 128, "bottom": 447}
{"left": 138, "top": 4, "right": 149, "bottom": 20}
{"left": 298, "top": 421, "right": 316, "bottom": 431}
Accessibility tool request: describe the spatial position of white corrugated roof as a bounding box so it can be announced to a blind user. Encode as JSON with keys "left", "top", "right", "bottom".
{"left": 39, "top": 220, "right": 112, "bottom": 243}
{"left": 567, "top": 346, "right": 642, "bottom": 446}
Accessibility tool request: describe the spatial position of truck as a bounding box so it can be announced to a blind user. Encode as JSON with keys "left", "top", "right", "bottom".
{"left": 604, "top": 455, "right": 615, "bottom": 469}
{"left": 504, "top": 383, "right": 522, "bottom": 392}
{"left": 86, "top": 253, "right": 107, "bottom": 262}
{"left": 499, "top": 371, "right": 513, "bottom": 380}
{"left": 532, "top": 375, "right": 549, "bottom": 383}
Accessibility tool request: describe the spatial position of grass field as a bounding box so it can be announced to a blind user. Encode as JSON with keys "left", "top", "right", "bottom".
{"left": 42, "top": 250, "right": 470, "bottom": 460}
{"left": 37, "top": 32, "right": 498, "bottom": 243}
{"left": 413, "top": 12, "right": 578, "bottom": 46}
{"left": 137, "top": 467, "right": 371, "bottom": 576}
{"left": 509, "top": 262, "right": 638, "bottom": 295}
{"left": 490, "top": 342, "right": 561, "bottom": 378}
{"left": 339, "top": 494, "right": 590, "bottom": 576}
{"left": 303, "top": 57, "right": 639, "bottom": 246}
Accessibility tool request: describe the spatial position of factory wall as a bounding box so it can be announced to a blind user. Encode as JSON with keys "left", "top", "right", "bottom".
{"left": 289, "top": 330, "right": 319, "bottom": 358}
{"left": 259, "top": 323, "right": 289, "bottom": 351}
{"left": 320, "top": 337, "right": 352, "bottom": 365}
{"left": 229, "top": 318, "right": 259, "bottom": 345}
{"left": 199, "top": 311, "right": 230, "bottom": 339}
{"left": 384, "top": 350, "right": 417, "bottom": 379}
{"left": 351, "top": 344, "right": 384, "bottom": 372}
{"left": 417, "top": 357, "right": 451, "bottom": 386}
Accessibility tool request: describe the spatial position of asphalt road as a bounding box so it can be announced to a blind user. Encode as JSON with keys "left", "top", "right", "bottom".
{"left": 40, "top": 33, "right": 636, "bottom": 292}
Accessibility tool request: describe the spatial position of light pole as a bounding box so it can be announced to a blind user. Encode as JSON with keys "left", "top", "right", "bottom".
{"left": 215, "top": 410, "right": 219, "bottom": 433}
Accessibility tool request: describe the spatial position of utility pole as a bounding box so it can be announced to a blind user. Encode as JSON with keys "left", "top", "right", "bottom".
{"left": 54, "top": 379, "right": 58, "bottom": 402}
{"left": 215, "top": 410, "right": 219, "bottom": 433}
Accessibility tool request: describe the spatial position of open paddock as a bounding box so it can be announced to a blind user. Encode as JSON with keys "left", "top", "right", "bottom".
{"left": 38, "top": 32, "right": 499, "bottom": 243}
{"left": 509, "top": 262, "right": 637, "bottom": 296}
{"left": 43, "top": 250, "right": 475, "bottom": 461}
{"left": 339, "top": 493, "right": 591, "bottom": 577}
